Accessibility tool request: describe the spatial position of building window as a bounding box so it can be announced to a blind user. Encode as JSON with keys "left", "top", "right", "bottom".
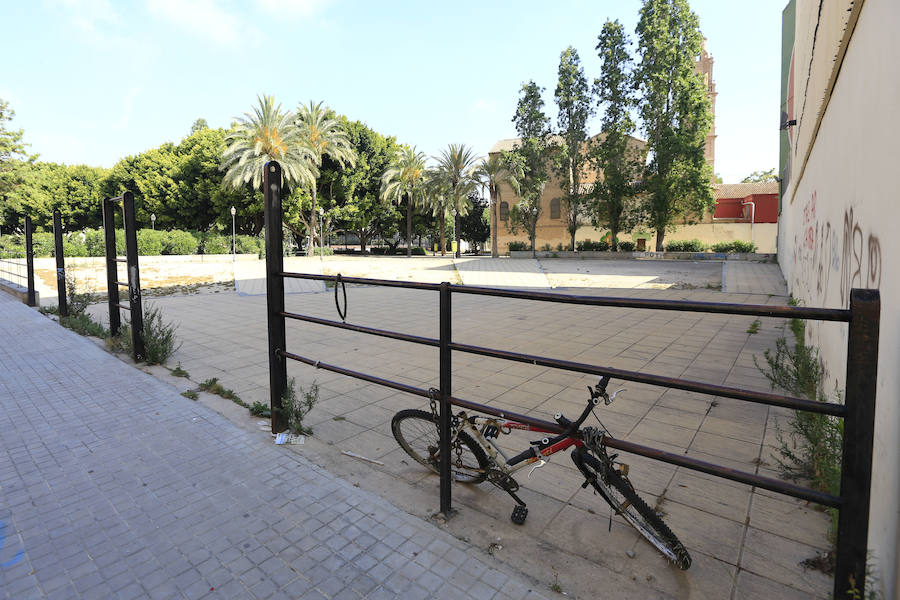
{"left": 550, "top": 198, "right": 561, "bottom": 219}
{"left": 500, "top": 201, "right": 509, "bottom": 221}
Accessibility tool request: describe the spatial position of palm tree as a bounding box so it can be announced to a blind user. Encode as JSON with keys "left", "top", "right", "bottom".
{"left": 221, "top": 95, "right": 317, "bottom": 193}
{"left": 424, "top": 173, "right": 453, "bottom": 256}
{"left": 380, "top": 146, "right": 427, "bottom": 257}
{"left": 296, "top": 101, "right": 357, "bottom": 255}
{"left": 474, "top": 154, "right": 522, "bottom": 258}
{"left": 432, "top": 144, "right": 479, "bottom": 257}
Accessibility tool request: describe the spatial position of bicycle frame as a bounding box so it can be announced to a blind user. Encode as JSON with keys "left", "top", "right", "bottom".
{"left": 451, "top": 413, "right": 585, "bottom": 476}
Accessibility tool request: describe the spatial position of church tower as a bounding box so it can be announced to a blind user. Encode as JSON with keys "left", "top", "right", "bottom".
{"left": 695, "top": 38, "right": 717, "bottom": 176}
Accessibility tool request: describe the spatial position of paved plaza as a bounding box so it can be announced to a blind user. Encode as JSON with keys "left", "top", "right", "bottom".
{"left": 3, "top": 257, "right": 835, "bottom": 599}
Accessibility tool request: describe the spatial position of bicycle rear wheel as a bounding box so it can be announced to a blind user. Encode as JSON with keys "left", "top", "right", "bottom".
{"left": 574, "top": 449, "right": 691, "bottom": 570}
{"left": 391, "top": 409, "right": 488, "bottom": 484}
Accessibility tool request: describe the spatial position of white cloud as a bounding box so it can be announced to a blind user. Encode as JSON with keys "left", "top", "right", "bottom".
{"left": 471, "top": 99, "right": 498, "bottom": 113}
{"left": 254, "top": 0, "right": 330, "bottom": 18}
{"left": 145, "top": 0, "right": 243, "bottom": 44}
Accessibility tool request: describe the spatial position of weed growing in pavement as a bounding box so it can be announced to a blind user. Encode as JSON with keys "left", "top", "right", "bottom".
{"left": 278, "top": 379, "right": 318, "bottom": 435}
{"left": 181, "top": 390, "right": 198, "bottom": 401}
{"left": 61, "top": 312, "right": 108, "bottom": 338}
{"left": 170, "top": 362, "right": 189, "bottom": 378}
{"left": 249, "top": 401, "right": 270, "bottom": 417}
{"left": 110, "top": 304, "right": 180, "bottom": 365}
{"left": 198, "top": 377, "right": 249, "bottom": 409}
{"left": 550, "top": 566, "right": 562, "bottom": 594}
{"left": 755, "top": 313, "right": 842, "bottom": 547}
{"left": 65, "top": 274, "right": 94, "bottom": 316}
{"left": 746, "top": 319, "right": 761, "bottom": 334}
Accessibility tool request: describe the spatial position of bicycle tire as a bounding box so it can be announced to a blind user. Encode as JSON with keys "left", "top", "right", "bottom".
{"left": 391, "top": 409, "right": 489, "bottom": 484}
{"left": 574, "top": 449, "right": 691, "bottom": 570}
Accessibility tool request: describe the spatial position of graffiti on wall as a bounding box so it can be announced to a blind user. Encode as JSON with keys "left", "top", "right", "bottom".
{"left": 793, "top": 192, "right": 881, "bottom": 306}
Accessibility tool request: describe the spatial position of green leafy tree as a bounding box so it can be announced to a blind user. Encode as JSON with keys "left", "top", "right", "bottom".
{"left": 190, "top": 118, "right": 209, "bottom": 134}
{"left": 296, "top": 101, "right": 357, "bottom": 255}
{"left": 554, "top": 47, "right": 593, "bottom": 251}
{"left": 424, "top": 171, "right": 453, "bottom": 255}
{"left": 741, "top": 168, "right": 776, "bottom": 183}
{"left": 221, "top": 95, "right": 316, "bottom": 194}
{"left": 635, "top": 0, "right": 714, "bottom": 250}
{"left": 592, "top": 19, "right": 645, "bottom": 251}
{"left": 459, "top": 191, "right": 490, "bottom": 255}
{"left": 473, "top": 154, "right": 521, "bottom": 258}
{"left": 507, "top": 81, "right": 553, "bottom": 257}
{"left": 380, "top": 145, "right": 427, "bottom": 257}
{"left": 432, "top": 143, "right": 479, "bottom": 257}
{"left": 0, "top": 98, "right": 38, "bottom": 229}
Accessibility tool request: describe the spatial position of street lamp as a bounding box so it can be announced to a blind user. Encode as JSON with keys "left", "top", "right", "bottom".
{"left": 230, "top": 206, "right": 236, "bottom": 263}
{"left": 317, "top": 207, "right": 324, "bottom": 259}
{"left": 150, "top": 213, "right": 156, "bottom": 230}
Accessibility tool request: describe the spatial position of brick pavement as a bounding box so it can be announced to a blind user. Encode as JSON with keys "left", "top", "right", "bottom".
{"left": 0, "top": 290, "right": 550, "bottom": 600}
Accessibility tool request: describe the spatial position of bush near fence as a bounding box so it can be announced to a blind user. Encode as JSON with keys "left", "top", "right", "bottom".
{"left": 0, "top": 229, "right": 266, "bottom": 257}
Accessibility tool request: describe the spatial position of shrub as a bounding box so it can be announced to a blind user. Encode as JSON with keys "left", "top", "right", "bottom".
{"left": 556, "top": 243, "right": 565, "bottom": 251}
{"left": 162, "top": 230, "right": 198, "bottom": 255}
{"left": 732, "top": 240, "right": 757, "bottom": 253}
{"left": 508, "top": 241, "right": 529, "bottom": 251}
{"left": 63, "top": 236, "right": 88, "bottom": 257}
{"left": 309, "top": 246, "right": 335, "bottom": 256}
{"left": 541, "top": 243, "right": 552, "bottom": 252}
{"left": 576, "top": 239, "right": 609, "bottom": 251}
{"left": 65, "top": 274, "right": 94, "bottom": 316}
{"left": 202, "top": 235, "right": 230, "bottom": 254}
{"left": 411, "top": 247, "right": 427, "bottom": 256}
{"left": 711, "top": 241, "right": 735, "bottom": 253}
{"left": 278, "top": 379, "right": 318, "bottom": 435}
{"left": 31, "top": 232, "right": 54, "bottom": 257}
{"left": 111, "top": 303, "right": 180, "bottom": 365}
{"left": 84, "top": 229, "right": 106, "bottom": 256}
{"left": 249, "top": 401, "right": 270, "bottom": 417}
{"left": 60, "top": 313, "right": 108, "bottom": 338}
{"left": 665, "top": 239, "right": 707, "bottom": 252}
{"left": 136, "top": 229, "right": 166, "bottom": 255}
{"left": 618, "top": 241, "right": 635, "bottom": 251}
{"left": 235, "top": 235, "right": 261, "bottom": 254}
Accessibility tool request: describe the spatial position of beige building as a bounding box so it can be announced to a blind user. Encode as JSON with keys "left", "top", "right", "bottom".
{"left": 778, "top": 0, "right": 899, "bottom": 596}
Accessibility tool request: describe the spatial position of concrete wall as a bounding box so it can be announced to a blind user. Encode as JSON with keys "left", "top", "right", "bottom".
{"left": 779, "top": 0, "right": 899, "bottom": 594}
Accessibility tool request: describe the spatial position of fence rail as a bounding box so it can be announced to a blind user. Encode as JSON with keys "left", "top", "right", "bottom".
{"left": 0, "top": 216, "right": 36, "bottom": 306}
{"left": 262, "top": 160, "right": 879, "bottom": 600}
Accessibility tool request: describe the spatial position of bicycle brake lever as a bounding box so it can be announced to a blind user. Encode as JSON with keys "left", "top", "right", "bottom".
{"left": 528, "top": 459, "right": 547, "bottom": 479}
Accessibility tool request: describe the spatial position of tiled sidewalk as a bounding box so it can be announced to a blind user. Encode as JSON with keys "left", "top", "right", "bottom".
{"left": 0, "top": 290, "right": 549, "bottom": 600}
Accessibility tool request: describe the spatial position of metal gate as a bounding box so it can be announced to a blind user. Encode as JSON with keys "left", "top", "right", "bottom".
{"left": 102, "top": 192, "right": 145, "bottom": 362}
{"left": 260, "top": 161, "right": 879, "bottom": 600}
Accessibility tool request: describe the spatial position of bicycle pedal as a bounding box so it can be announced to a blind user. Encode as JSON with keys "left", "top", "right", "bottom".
{"left": 510, "top": 505, "right": 528, "bottom": 525}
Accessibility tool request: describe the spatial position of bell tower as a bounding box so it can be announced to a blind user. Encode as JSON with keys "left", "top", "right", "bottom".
{"left": 695, "top": 38, "right": 717, "bottom": 176}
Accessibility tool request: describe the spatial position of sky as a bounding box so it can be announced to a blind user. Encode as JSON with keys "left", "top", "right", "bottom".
{"left": 1, "top": 0, "right": 788, "bottom": 183}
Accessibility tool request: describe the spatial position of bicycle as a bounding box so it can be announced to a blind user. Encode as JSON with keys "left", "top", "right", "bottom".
{"left": 390, "top": 376, "right": 692, "bottom": 570}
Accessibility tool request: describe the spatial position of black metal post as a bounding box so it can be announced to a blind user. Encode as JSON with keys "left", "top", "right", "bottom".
{"left": 833, "top": 288, "right": 880, "bottom": 600}
{"left": 439, "top": 281, "right": 452, "bottom": 516}
{"left": 24, "top": 216, "right": 35, "bottom": 307}
{"left": 264, "top": 162, "right": 287, "bottom": 433}
{"left": 53, "top": 209, "right": 68, "bottom": 317}
{"left": 122, "top": 192, "right": 144, "bottom": 362}
{"left": 102, "top": 198, "right": 121, "bottom": 336}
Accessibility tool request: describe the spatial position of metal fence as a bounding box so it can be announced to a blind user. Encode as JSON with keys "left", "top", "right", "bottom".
{"left": 260, "top": 161, "right": 880, "bottom": 600}
{"left": 102, "top": 192, "right": 145, "bottom": 361}
{"left": 0, "top": 215, "right": 36, "bottom": 306}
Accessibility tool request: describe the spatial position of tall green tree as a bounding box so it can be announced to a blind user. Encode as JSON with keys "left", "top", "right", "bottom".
{"left": 0, "top": 98, "right": 38, "bottom": 228}
{"left": 554, "top": 47, "right": 593, "bottom": 251}
{"left": 741, "top": 168, "right": 776, "bottom": 183}
{"left": 221, "top": 95, "right": 316, "bottom": 196}
{"left": 459, "top": 191, "right": 490, "bottom": 255}
{"left": 635, "top": 0, "right": 713, "bottom": 250}
{"left": 432, "top": 144, "right": 479, "bottom": 257}
{"left": 296, "top": 101, "right": 357, "bottom": 254}
{"left": 592, "top": 19, "right": 644, "bottom": 251}
{"left": 380, "top": 145, "right": 427, "bottom": 257}
{"left": 507, "top": 81, "right": 553, "bottom": 257}
{"left": 473, "top": 154, "right": 521, "bottom": 258}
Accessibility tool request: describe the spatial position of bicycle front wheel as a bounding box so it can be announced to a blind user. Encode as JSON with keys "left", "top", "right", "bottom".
{"left": 574, "top": 449, "right": 691, "bottom": 570}
{"left": 391, "top": 409, "right": 488, "bottom": 484}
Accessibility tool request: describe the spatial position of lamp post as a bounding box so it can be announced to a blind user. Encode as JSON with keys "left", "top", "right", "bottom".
{"left": 230, "top": 206, "right": 236, "bottom": 263}
{"left": 317, "top": 207, "right": 324, "bottom": 259}
{"left": 150, "top": 213, "right": 156, "bottom": 230}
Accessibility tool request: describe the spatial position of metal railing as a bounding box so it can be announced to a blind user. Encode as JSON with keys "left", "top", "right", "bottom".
{"left": 103, "top": 192, "right": 145, "bottom": 361}
{"left": 260, "top": 161, "right": 879, "bottom": 600}
{"left": 0, "top": 216, "right": 36, "bottom": 306}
